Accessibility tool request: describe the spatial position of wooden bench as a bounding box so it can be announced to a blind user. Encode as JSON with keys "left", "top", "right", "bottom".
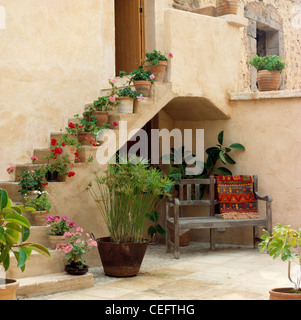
{"left": 165, "top": 176, "right": 272, "bottom": 259}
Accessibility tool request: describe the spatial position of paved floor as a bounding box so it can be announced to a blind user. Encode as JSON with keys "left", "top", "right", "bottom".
{"left": 27, "top": 242, "right": 290, "bottom": 300}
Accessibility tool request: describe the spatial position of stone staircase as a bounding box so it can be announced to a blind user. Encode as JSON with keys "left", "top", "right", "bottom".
{"left": 0, "top": 80, "right": 177, "bottom": 299}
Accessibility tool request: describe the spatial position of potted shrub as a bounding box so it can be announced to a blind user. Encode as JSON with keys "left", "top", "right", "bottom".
{"left": 16, "top": 165, "right": 48, "bottom": 197}
{"left": 116, "top": 86, "right": 144, "bottom": 114}
{"left": 249, "top": 55, "right": 285, "bottom": 91}
{"left": 56, "top": 227, "right": 97, "bottom": 275}
{"left": 46, "top": 215, "right": 77, "bottom": 249}
{"left": 24, "top": 191, "right": 52, "bottom": 226}
{"left": 260, "top": 224, "right": 301, "bottom": 300}
{"left": 216, "top": 0, "right": 238, "bottom": 16}
{"left": 143, "top": 50, "right": 173, "bottom": 82}
{"left": 0, "top": 189, "right": 51, "bottom": 300}
{"left": 119, "top": 67, "right": 155, "bottom": 97}
{"left": 87, "top": 155, "right": 174, "bottom": 277}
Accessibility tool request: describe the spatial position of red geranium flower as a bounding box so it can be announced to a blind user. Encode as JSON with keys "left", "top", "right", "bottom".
{"left": 51, "top": 138, "right": 57, "bottom": 146}
{"left": 67, "top": 171, "right": 75, "bottom": 178}
{"left": 68, "top": 122, "right": 76, "bottom": 129}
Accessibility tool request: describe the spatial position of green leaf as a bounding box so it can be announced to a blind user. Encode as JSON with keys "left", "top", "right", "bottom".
{"left": 22, "top": 226, "right": 31, "bottom": 242}
{"left": 224, "top": 154, "right": 236, "bottom": 165}
{"left": 27, "top": 244, "right": 51, "bottom": 258}
{"left": 219, "top": 151, "right": 227, "bottom": 164}
{"left": 0, "top": 189, "right": 8, "bottom": 210}
{"left": 218, "top": 131, "right": 224, "bottom": 145}
{"left": 3, "top": 251, "right": 10, "bottom": 271}
{"left": 217, "top": 167, "right": 233, "bottom": 176}
{"left": 16, "top": 247, "right": 28, "bottom": 268}
{"left": 229, "top": 143, "right": 245, "bottom": 151}
{"left": 4, "top": 213, "right": 31, "bottom": 229}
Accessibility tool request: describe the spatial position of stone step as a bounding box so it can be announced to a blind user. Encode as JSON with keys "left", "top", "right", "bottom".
{"left": 33, "top": 149, "right": 55, "bottom": 164}
{"left": 17, "top": 272, "right": 94, "bottom": 299}
{"left": 0, "top": 181, "right": 24, "bottom": 203}
{"left": 6, "top": 250, "right": 65, "bottom": 279}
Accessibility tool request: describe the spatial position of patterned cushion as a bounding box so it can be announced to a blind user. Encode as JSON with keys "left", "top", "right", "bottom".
{"left": 216, "top": 175, "right": 260, "bottom": 220}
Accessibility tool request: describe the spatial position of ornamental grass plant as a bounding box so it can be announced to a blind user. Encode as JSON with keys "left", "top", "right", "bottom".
{"left": 87, "top": 156, "right": 174, "bottom": 244}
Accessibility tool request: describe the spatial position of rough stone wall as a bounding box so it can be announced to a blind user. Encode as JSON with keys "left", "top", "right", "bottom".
{"left": 172, "top": 0, "right": 301, "bottom": 91}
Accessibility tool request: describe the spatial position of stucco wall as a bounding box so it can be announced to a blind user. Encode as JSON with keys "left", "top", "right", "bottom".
{"left": 0, "top": 0, "right": 115, "bottom": 180}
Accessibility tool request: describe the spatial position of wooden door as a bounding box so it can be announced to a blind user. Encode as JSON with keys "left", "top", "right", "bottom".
{"left": 115, "top": 0, "right": 145, "bottom": 75}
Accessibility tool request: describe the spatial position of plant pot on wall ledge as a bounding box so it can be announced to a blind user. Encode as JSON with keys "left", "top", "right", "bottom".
{"left": 0, "top": 279, "right": 19, "bottom": 300}
{"left": 133, "top": 81, "right": 152, "bottom": 97}
{"left": 84, "top": 111, "right": 109, "bottom": 127}
{"left": 117, "top": 97, "right": 135, "bottom": 114}
{"left": 144, "top": 61, "right": 168, "bottom": 83}
{"left": 257, "top": 70, "right": 281, "bottom": 91}
{"left": 269, "top": 288, "right": 301, "bottom": 300}
{"left": 216, "top": 0, "right": 238, "bottom": 16}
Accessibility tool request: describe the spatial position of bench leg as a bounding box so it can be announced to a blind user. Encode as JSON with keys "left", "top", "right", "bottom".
{"left": 174, "top": 204, "right": 180, "bottom": 259}
{"left": 210, "top": 229, "right": 216, "bottom": 251}
{"left": 165, "top": 204, "right": 171, "bottom": 253}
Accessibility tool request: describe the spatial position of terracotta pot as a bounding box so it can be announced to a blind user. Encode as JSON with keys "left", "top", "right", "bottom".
{"left": 0, "top": 279, "right": 19, "bottom": 300}
{"left": 257, "top": 70, "right": 281, "bottom": 91}
{"left": 171, "top": 230, "right": 191, "bottom": 247}
{"left": 77, "top": 132, "right": 96, "bottom": 145}
{"left": 144, "top": 61, "right": 168, "bottom": 82}
{"left": 31, "top": 211, "right": 49, "bottom": 226}
{"left": 65, "top": 264, "right": 89, "bottom": 276}
{"left": 84, "top": 111, "right": 109, "bottom": 126}
{"left": 133, "top": 80, "right": 152, "bottom": 97}
{"left": 61, "top": 145, "right": 77, "bottom": 163}
{"left": 49, "top": 235, "right": 65, "bottom": 250}
{"left": 216, "top": 0, "right": 238, "bottom": 16}
{"left": 96, "top": 237, "right": 149, "bottom": 277}
{"left": 117, "top": 97, "right": 135, "bottom": 114}
{"left": 269, "top": 288, "right": 301, "bottom": 300}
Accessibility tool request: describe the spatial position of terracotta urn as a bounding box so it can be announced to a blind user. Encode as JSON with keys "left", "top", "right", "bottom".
{"left": 49, "top": 235, "right": 65, "bottom": 250}
{"left": 133, "top": 80, "right": 152, "bottom": 97}
{"left": 85, "top": 111, "right": 109, "bottom": 126}
{"left": 31, "top": 211, "right": 49, "bottom": 226}
{"left": 216, "top": 0, "right": 238, "bottom": 16}
{"left": 257, "top": 70, "right": 281, "bottom": 91}
{"left": 144, "top": 61, "right": 168, "bottom": 82}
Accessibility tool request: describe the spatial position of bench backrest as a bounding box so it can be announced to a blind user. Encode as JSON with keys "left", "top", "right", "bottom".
{"left": 177, "top": 176, "right": 259, "bottom": 216}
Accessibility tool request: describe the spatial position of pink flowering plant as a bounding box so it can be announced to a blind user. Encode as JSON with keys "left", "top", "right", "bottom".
{"left": 46, "top": 215, "right": 77, "bottom": 236}
{"left": 56, "top": 227, "right": 97, "bottom": 269}
{"left": 144, "top": 49, "right": 173, "bottom": 66}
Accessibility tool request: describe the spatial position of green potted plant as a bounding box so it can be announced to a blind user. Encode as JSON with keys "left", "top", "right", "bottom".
{"left": 0, "top": 188, "right": 51, "bottom": 300}
{"left": 216, "top": 0, "right": 238, "bottom": 16}
{"left": 56, "top": 227, "right": 97, "bottom": 275}
{"left": 16, "top": 165, "right": 48, "bottom": 197}
{"left": 87, "top": 155, "right": 174, "bottom": 277}
{"left": 249, "top": 55, "right": 285, "bottom": 91}
{"left": 146, "top": 209, "right": 166, "bottom": 244}
{"left": 24, "top": 191, "right": 52, "bottom": 226}
{"left": 46, "top": 215, "right": 77, "bottom": 249}
{"left": 116, "top": 86, "right": 144, "bottom": 114}
{"left": 143, "top": 50, "right": 173, "bottom": 82}
{"left": 120, "top": 67, "right": 155, "bottom": 97}
{"left": 260, "top": 224, "right": 301, "bottom": 300}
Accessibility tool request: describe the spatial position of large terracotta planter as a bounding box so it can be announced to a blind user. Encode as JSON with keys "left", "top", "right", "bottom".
{"left": 257, "top": 70, "right": 281, "bottom": 91}
{"left": 117, "top": 97, "right": 135, "bottom": 114}
{"left": 31, "top": 211, "right": 49, "bottom": 226}
{"left": 269, "top": 288, "right": 301, "bottom": 300}
{"left": 216, "top": 0, "right": 238, "bottom": 16}
{"left": 0, "top": 279, "right": 19, "bottom": 300}
{"left": 144, "top": 61, "right": 168, "bottom": 82}
{"left": 96, "top": 237, "right": 149, "bottom": 277}
{"left": 133, "top": 80, "right": 152, "bottom": 97}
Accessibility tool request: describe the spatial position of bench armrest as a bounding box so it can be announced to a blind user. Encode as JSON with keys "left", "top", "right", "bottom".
{"left": 254, "top": 192, "right": 273, "bottom": 202}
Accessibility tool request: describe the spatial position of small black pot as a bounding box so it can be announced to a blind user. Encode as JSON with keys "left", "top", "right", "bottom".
{"left": 65, "top": 264, "right": 89, "bottom": 276}
{"left": 46, "top": 171, "right": 58, "bottom": 182}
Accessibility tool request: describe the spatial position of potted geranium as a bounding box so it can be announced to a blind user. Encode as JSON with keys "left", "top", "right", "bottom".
{"left": 16, "top": 164, "right": 47, "bottom": 197}
{"left": 87, "top": 155, "right": 173, "bottom": 277}
{"left": 24, "top": 191, "right": 52, "bottom": 226}
{"left": 260, "top": 224, "right": 301, "bottom": 300}
{"left": 0, "top": 189, "right": 51, "bottom": 300}
{"left": 116, "top": 86, "right": 144, "bottom": 114}
{"left": 143, "top": 50, "right": 173, "bottom": 82}
{"left": 119, "top": 67, "right": 155, "bottom": 97}
{"left": 249, "top": 54, "right": 285, "bottom": 91}
{"left": 56, "top": 227, "right": 97, "bottom": 275}
{"left": 52, "top": 134, "right": 81, "bottom": 164}
{"left": 46, "top": 215, "right": 77, "bottom": 249}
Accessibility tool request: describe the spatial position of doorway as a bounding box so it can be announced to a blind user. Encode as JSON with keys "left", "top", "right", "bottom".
{"left": 115, "top": 0, "right": 145, "bottom": 76}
